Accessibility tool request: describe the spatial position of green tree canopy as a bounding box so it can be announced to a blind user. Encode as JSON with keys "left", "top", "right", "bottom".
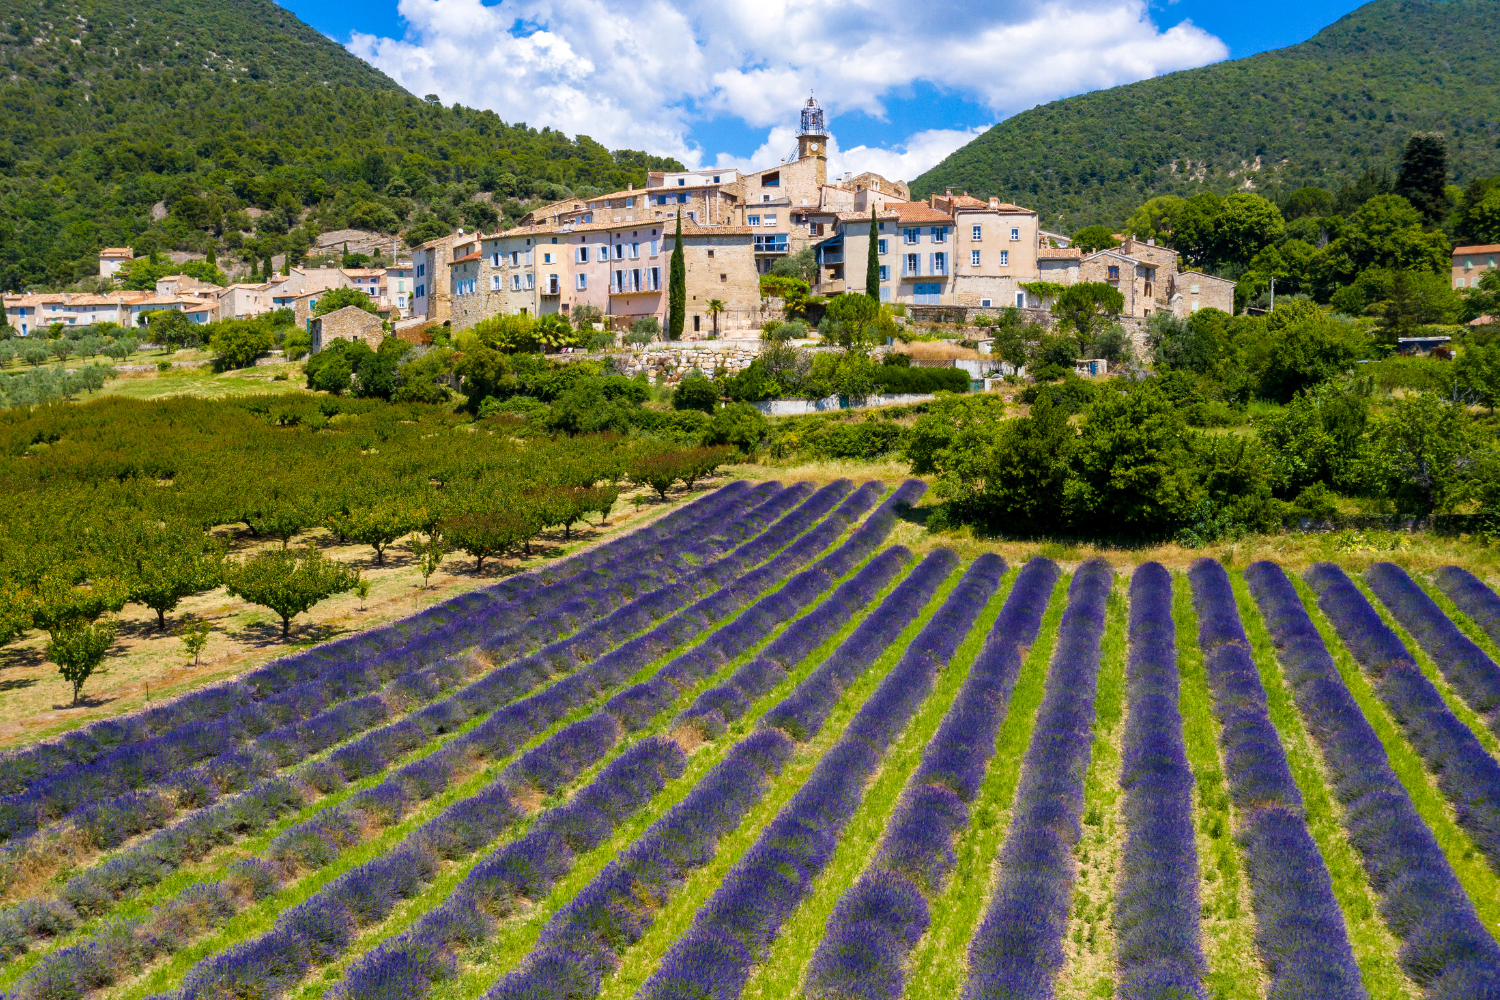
{"left": 222, "top": 544, "right": 358, "bottom": 637}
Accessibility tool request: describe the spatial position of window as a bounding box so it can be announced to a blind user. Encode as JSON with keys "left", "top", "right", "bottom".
{"left": 762, "top": 195, "right": 771, "bottom": 203}
{"left": 981, "top": 298, "right": 992, "bottom": 308}
{"left": 707, "top": 249, "right": 715, "bottom": 258}
{"left": 576, "top": 247, "right": 589, "bottom": 263}
{"left": 1108, "top": 265, "right": 1120, "bottom": 280}
{"left": 1016, "top": 291, "right": 1026, "bottom": 308}
{"left": 631, "top": 269, "right": 641, "bottom": 292}
{"left": 613, "top": 244, "right": 625, "bottom": 260}
{"left": 510, "top": 275, "right": 520, "bottom": 291}
{"left": 810, "top": 223, "right": 824, "bottom": 237}
{"left": 932, "top": 227, "right": 948, "bottom": 242}
{"left": 510, "top": 251, "right": 520, "bottom": 266}
{"left": 678, "top": 193, "right": 688, "bottom": 204}
{"left": 972, "top": 225, "right": 983, "bottom": 241}
{"left": 543, "top": 252, "right": 553, "bottom": 264}
{"left": 491, "top": 253, "right": 502, "bottom": 267}
{"left": 764, "top": 214, "right": 776, "bottom": 227}
{"left": 713, "top": 175, "right": 721, "bottom": 183}
{"left": 878, "top": 264, "right": 889, "bottom": 281}
{"left": 877, "top": 239, "right": 888, "bottom": 255}
{"left": 999, "top": 250, "right": 1009, "bottom": 266}
{"left": 971, "top": 250, "right": 981, "bottom": 266}
{"left": 1190, "top": 284, "right": 1200, "bottom": 294}
{"left": 576, "top": 273, "right": 587, "bottom": 291}
{"left": 614, "top": 269, "right": 625, "bottom": 292}
{"left": 678, "top": 178, "right": 686, "bottom": 186}
{"left": 656, "top": 195, "right": 669, "bottom": 205}
{"left": 688, "top": 212, "right": 696, "bottom": 222}
{"left": 416, "top": 284, "right": 426, "bottom": 298}
{"left": 625, "top": 197, "right": 634, "bottom": 208}
{"left": 649, "top": 267, "right": 661, "bottom": 291}
{"left": 630, "top": 242, "right": 640, "bottom": 259}
{"left": 753, "top": 234, "right": 788, "bottom": 252}
{"left": 903, "top": 228, "right": 919, "bottom": 245}
{"left": 762, "top": 171, "right": 780, "bottom": 187}
{"left": 490, "top": 275, "right": 502, "bottom": 291}
{"left": 416, "top": 263, "right": 426, "bottom": 277}
{"left": 748, "top": 215, "right": 760, "bottom": 226}
{"left": 932, "top": 252, "right": 947, "bottom": 275}
{"left": 905, "top": 253, "right": 920, "bottom": 276}
{"left": 1010, "top": 228, "right": 1020, "bottom": 241}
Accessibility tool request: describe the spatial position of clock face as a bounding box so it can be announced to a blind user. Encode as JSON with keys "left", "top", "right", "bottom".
{"left": 810, "top": 143, "right": 819, "bottom": 152}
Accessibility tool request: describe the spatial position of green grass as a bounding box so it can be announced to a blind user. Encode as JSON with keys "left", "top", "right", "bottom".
{"left": 739, "top": 567, "right": 1018, "bottom": 1000}
{"left": 98, "top": 363, "right": 308, "bottom": 400}
{"left": 901, "top": 570, "right": 1070, "bottom": 1000}
{"left": 1230, "top": 572, "right": 1417, "bottom": 1000}
{"left": 588, "top": 566, "right": 964, "bottom": 1000}
{"left": 1052, "top": 578, "right": 1126, "bottom": 1000}
{"left": 1291, "top": 576, "right": 1500, "bottom": 936}
{"left": 1171, "top": 575, "right": 1265, "bottom": 1000}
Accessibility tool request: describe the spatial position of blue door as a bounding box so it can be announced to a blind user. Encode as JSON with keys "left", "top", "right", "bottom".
{"left": 913, "top": 282, "right": 942, "bottom": 305}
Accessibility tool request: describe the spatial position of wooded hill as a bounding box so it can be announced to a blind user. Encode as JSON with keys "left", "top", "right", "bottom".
{"left": 911, "top": 0, "right": 1500, "bottom": 229}
{"left": 0, "top": 0, "right": 682, "bottom": 289}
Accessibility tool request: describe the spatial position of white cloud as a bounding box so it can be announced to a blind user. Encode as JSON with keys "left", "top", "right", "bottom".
{"left": 347, "top": 0, "right": 1227, "bottom": 181}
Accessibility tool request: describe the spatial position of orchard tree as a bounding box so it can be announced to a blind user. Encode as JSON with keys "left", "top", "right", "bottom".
{"left": 443, "top": 512, "right": 521, "bottom": 572}
{"left": 222, "top": 545, "right": 358, "bottom": 637}
{"left": 120, "top": 521, "right": 225, "bottom": 628}
{"left": 328, "top": 499, "right": 419, "bottom": 564}
{"left": 48, "top": 618, "right": 118, "bottom": 706}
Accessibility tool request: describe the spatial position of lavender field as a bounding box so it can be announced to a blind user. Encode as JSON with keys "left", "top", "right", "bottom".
{"left": 5, "top": 480, "right": 1500, "bottom": 1000}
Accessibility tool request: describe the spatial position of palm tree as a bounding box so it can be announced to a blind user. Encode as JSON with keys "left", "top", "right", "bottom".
{"left": 706, "top": 299, "right": 726, "bottom": 338}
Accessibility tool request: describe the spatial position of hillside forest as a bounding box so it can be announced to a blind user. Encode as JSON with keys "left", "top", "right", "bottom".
{"left": 912, "top": 0, "right": 1500, "bottom": 229}
{"left": 0, "top": 0, "right": 682, "bottom": 291}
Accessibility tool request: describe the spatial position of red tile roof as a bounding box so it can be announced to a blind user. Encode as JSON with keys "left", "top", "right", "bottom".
{"left": 1455, "top": 245, "right": 1500, "bottom": 256}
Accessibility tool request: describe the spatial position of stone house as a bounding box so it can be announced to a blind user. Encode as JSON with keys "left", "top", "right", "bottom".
{"left": 1170, "top": 272, "right": 1236, "bottom": 316}
{"left": 1078, "top": 248, "right": 1162, "bottom": 318}
{"left": 217, "top": 283, "right": 275, "bottom": 320}
{"left": 310, "top": 305, "right": 384, "bottom": 353}
{"left": 411, "top": 233, "right": 467, "bottom": 323}
{"left": 934, "top": 192, "right": 1043, "bottom": 308}
{"left": 98, "top": 247, "right": 134, "bottom": 280}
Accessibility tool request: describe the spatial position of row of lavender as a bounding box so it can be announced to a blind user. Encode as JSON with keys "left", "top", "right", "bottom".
{"left": 0, "top": 482, "right": 781, "bottom": 848}
{"left": 327, "top": 539, "right": 927, "bottom": 1000}
{"left": 1246, "top": 562, "right": 1500, "bottom": 998}
{"left": 801, "top": 556, "right": 1058, "bottom": 1000}
{"left": 0, "top": 480, "right": 824, "bottom": 962}
{"left": 961, "top": 560, "right": 1112, "bottom": 999}
{"left": 0, "top": 483, "right": 755, "bottom": 799}
{"left": 2, "top": 481, "right": 877, "bottom": 996}
{"left": 482, "top": 546, "right": 960, "bottom": 1000}
{"left": 144, "top": 482, "right": 918, "bottom": 1000}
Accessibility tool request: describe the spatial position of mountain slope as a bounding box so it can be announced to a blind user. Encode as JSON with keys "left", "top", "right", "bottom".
{"left": 911, "top": 0, "right": 1500, "bottom": 229}
{"left": 0, "top": 0, "right": 681, "bottom": 289}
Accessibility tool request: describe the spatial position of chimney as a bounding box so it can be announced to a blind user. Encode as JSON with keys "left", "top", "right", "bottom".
{"left": 945, "top": 188, "right": 952, "bottom": 198}
{"left": 627, "top": 182, "right": 634, "bottom": 191}
{"left": 1147, "top": 237, "right": 1156, "bottom": 246}
{"left": 989, "top": 196, "right": 999, "bottom": 209}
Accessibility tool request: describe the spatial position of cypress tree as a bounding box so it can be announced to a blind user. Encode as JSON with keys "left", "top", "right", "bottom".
{"left": 668, "top": 211, "right": 686, "bottom": 341}
{"left": 206, "top": 245, "right": 217, "bottom": 268}
{"left": 865, "top": 207, "right": 880, "bottom": 302}
{"left": 1396, "top": 132, "right": 1448, "bottom": 225}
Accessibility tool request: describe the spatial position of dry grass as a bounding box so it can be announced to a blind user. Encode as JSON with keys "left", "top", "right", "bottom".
{"left": 0, "top": 482, "right": 723, "bottom": 751}
{"left": 898, "top": 340, "right": 980, "bottom": 360}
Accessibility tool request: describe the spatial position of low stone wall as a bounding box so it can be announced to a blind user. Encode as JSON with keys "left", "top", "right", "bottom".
{"left": 751, "top": 393, "right": 936, "bottom": 416}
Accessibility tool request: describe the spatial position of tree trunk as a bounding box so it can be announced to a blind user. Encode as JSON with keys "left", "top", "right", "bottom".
{"left": 157, "top": 609, "right": 167, "bottom": 629}
{"left": 281, "top": 614, "right": 291, "bottom": 637}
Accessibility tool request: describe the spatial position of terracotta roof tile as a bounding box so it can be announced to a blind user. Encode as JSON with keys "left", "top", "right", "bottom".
{"left": 1455, "top": 244, "right": 1500, "bottom": 256}
{"left": 1038, "top": 247, "right": 1080, "bottom": 260}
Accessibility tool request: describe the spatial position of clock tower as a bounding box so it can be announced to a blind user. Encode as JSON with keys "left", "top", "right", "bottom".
{"left": 796, "top": 96, "right": 828, "bottom": 161}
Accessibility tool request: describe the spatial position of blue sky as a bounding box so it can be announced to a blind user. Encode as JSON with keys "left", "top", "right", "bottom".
{"left": 281, "top": 0, "right": 1372, "bottom": 177}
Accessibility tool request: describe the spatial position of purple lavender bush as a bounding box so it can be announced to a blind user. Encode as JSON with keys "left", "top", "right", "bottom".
{"left": 1306, "top": 561, "right": 1500, "bottom": 873}
{"left": 961, "top": 559, "right": 1112, "bottom": 1000}
{"left": 1247, "top": 560, "right": 1498, "bottom": 998}
{"left": 1192, "top": 559, "right": 1360, "bottom": 1000}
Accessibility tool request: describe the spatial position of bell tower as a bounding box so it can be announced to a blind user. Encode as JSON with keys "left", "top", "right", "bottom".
{"left": 796, "top": 95, "right": 828, "bottom": 187}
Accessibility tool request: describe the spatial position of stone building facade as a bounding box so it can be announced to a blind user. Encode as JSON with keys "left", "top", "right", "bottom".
{"left": 310, "top": 306, "right": 385, "bottom": 353}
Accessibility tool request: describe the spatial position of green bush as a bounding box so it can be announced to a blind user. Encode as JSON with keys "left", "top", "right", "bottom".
{"left": 672, "top": 375, "right": 719, "bottom": 414}
{"left": 869, "top": 365, "right": 969, "bottom": 394}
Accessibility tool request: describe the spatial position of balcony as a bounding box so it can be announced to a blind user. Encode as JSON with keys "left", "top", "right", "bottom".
{"left": 541, "top": 276, "right": 561, "bottom": 296}
{"left": 820, "top": 252, "right": 843, "bottom": 265}
{"left": 754, "top": 234, "right": 789, "bottom": 254}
